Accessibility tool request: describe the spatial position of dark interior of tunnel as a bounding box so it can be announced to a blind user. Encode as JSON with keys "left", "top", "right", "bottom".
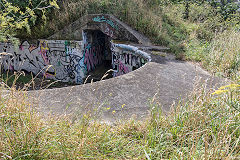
{"left": 82, "top": 29, "right": 113, "bottom": 83}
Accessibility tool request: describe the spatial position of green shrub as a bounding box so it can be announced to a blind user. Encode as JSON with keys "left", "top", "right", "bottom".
{"left": 0, "top": 0, "right": 58, "bottom": 42}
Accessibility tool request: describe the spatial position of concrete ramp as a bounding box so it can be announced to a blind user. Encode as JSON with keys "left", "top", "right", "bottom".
{"left": 28, "top": 53, "right": 226, "bottom": 122}
{"left": 49, "top": 14, "right": 152, "bottom": 45}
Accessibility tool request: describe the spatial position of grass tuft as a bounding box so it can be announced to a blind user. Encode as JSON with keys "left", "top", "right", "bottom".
{"left": 0, "top": 81, "right": 239, "bottom": 159}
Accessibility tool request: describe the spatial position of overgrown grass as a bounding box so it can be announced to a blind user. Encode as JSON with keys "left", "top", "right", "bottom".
{"left": 1, "top": 81, "right": 239, "bottom": 159}
{"left": 185, "top": 29, "right": 240, "bottom": 80}
{"left": 1, "top": 1, "right": 239, "bottom": 158}
{"left": 21, "top": 0, "right": 239, "bottom": 78}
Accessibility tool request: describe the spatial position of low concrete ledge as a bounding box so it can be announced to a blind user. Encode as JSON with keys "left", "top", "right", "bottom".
{"left": 112, "top": 43, "right": 152, "bottom": 62}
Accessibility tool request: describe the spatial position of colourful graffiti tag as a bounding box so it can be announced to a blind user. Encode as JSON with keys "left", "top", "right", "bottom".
{"left": 39, "top": 40, "right": 50, "bottom": 65}
{"left": 83, "top": 43, "right": 104, "bottom": 71}
{"left": 111, "top": 44, "right": 150, "bottom": 77}
{"left": 93, "top": 16, "right": 119, "bottom": 30}
{"left": 39, "top": 40, "right": 56, "bottom": 78}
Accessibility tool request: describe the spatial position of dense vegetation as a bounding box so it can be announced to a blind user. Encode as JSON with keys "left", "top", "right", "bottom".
{"left": 0, "top": 0, "right": 239, "bottom": 159}
{"left": 0, "top": 83, "right": 239, "bottom": 159}
{"left": 0, "top": 0, "right": 58, "bottom": 43}
{"left": 7, "top": 0, "right": 240, "bottom": 80}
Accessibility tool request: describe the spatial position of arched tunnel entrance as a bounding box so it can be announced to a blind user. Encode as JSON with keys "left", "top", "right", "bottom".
{"left": 82, "top": 29, "right": 113, "bottom": 83}
{"left": 0, "top": 14, "right": 153, "bottom": 89}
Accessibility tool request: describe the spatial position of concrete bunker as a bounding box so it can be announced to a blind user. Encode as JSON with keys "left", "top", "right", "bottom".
{"left": 0, "top": 14, "right": 152, "bottom": 86}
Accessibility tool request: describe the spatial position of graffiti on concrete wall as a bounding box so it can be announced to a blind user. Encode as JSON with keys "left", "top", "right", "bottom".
{"left": 0, "top": 36, "right": 150, "bottom": 84}
{"left": 1, "top": 41, "right": 48, "bottom": 75}
{"left": 83, "top": 43, "right": 104, "bottom": 71}
{"left": 93, "top": 16, "right": 119, "bottom": 30}
{"left": 58, "top": 40, "right": 86, "bottom": 83}
{"left": 0, "top": 38, "right": 107, "bottom": 84}
{"left": 111, "top": 43, "right": 151, "bottom": 77}
{"left": 82, "top": 30, "right": 107, "bottom": 72}
{"left": 0, "top": 39, "right": 107, "bottom": 84}
{"left": 93, "top": 16, "right": 119, "bottom": 38}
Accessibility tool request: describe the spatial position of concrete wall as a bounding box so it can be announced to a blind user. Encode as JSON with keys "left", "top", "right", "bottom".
{"left": 0, "top": 39, "right": 106, "bottom": 84}
{"left": 0, "top": 39, "right": 151, "bottom": 83}
{"left": 82, "top": 30, "right": 110, "bottom": 71}
{"left": 49, "top": 14, "right": 152, "bottom": 46}
{"left": 111, "top": 43, "right": 151, "bottom": 77}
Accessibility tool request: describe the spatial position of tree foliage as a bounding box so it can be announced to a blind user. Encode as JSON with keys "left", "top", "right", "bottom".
{"left": 0, "top": 0, "right": 58, "bottom": 43}
{"left": 168, "top": 0, "right": 239, "bottom": 20}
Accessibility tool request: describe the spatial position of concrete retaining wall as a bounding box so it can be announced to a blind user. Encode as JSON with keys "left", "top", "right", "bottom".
{"left": 111, "top": 43, "right": 151, "bottom": 77}
{"left": 1, "top": 40, "right": 87, "bottom": 84}
{"left": 0, "top": 40, "right": 151, "bottom": 83}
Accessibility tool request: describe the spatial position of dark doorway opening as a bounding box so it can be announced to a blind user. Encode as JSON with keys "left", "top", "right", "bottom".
{"left": 82, "top": 29, "right": 113, "bottom": 83}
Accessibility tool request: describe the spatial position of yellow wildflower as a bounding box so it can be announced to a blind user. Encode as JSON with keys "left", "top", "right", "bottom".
{"left": 213, "top": 83, "right": 240, "bottom": 95}
{"left": 212, "top": 89, "right": 228, "bottom": 95}
{"left": 219, "top": 84, "right": 240, "bottom": 90}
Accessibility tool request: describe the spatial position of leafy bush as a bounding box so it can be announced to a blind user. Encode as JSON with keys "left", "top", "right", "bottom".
{"left": 0, "top": 0, "right": 58, "bottom": 42}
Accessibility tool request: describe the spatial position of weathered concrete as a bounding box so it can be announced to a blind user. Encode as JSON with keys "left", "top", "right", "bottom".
{"left": 0, "top": 40, "right": 152, "bottom": 84}
{"left": 0, "top": 14, "right": 166, "bottom": 85}
{"left": 0, "top": 40, "right": 87, "bottom": 83}
{"left": 49, "top": 14, "right": 152, "bottom": 46}
{"left": 28, "top": 52, "right": 226, "bottom": 122}
{"left": 1, "top": 13, "right": 227, "bottom": 122}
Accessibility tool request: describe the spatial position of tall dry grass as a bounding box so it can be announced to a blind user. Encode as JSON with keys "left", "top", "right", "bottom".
{"left": 204, "top": 30, "right": 240, "bottom": 80}
{"left": 0, "top": 81, "right": 239, "bottom": 159}
{"left": 186, "top": 29, "right": 240, "bottom": 80}
{"left": 45, "top": 0, "right": 187, "bottom": 54}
